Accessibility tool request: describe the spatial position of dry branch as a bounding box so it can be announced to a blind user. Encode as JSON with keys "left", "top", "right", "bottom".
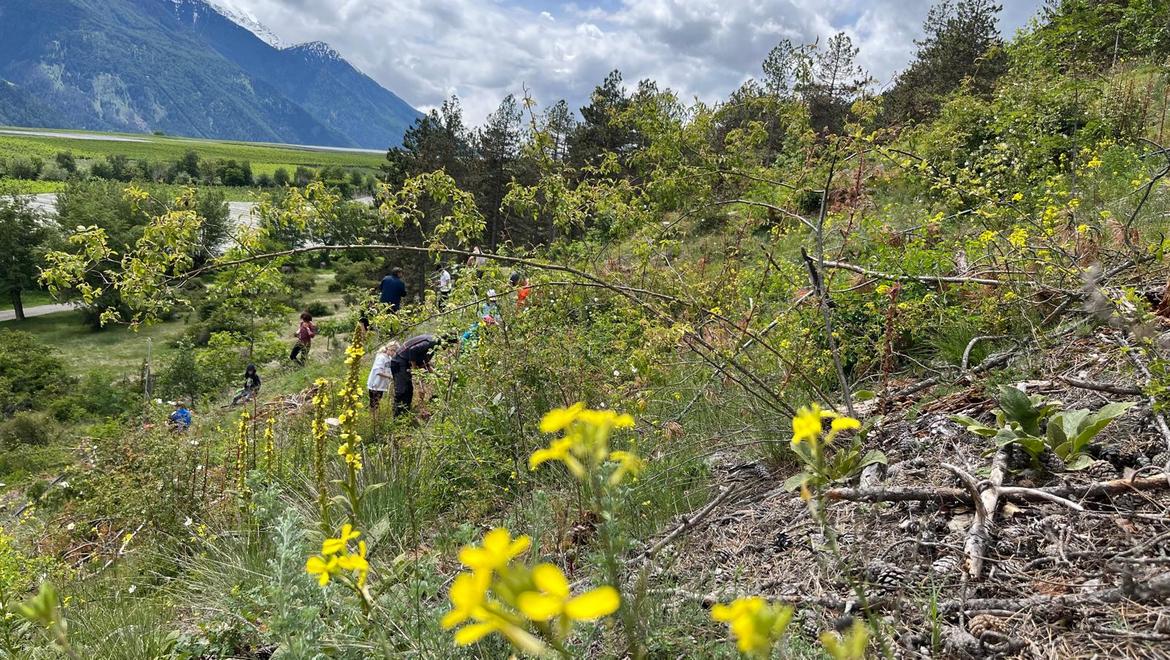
{"left": 944, "top": 452, "right": 1008, "bottom": 580}
{"left": 825, "top": 475, "right": 1170, "bottom": 505}
{"left": 1055, "top": 375, "right": 1144, "bottom": 396}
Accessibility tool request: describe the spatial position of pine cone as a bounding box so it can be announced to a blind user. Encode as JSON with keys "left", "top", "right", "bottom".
{"left": 866, "top": 560, "right": 908, "bottom": 592}
{"left": 799, "top": 613, "right": 820, "bottom": 640}
{"left": 1150, "top": 451, "right": 1169, "bottom": 468}
{"left": 1085, "top": 459, "right": 1117, "bottom": 481}
{"left": 930, "top": 554, "right": 959, "bottom": 577}
{"left": 968, "top": 613, "right": 1007, "bottom": 639}
{"left": 1038, "top": 449, "right": 1065, "bottom": 473}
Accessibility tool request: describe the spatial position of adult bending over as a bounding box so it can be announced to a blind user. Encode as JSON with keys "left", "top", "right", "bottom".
{"left": 390, "top": 334, "right": 455, "bottom": 417}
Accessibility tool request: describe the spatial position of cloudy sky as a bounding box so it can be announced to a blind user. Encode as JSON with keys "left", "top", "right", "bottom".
{"left": 213, "top": 0, "right": 1046, "bottom": 126}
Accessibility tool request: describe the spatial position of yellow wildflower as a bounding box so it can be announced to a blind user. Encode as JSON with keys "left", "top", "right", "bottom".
{"left": 529, "top": 437, "right": 585, "bottom": 478}
{"left": 443, "top": 571, "right": 547, "bottom": 655}
{"left": 335, "top": 540, "right": 369, "bottom": 587}
{"left": 305, "top": 554, "right": 341, "bottom": 586}
{"left": 791, "top": 404, "right": 837, "bottom": 448}
{"left": 516, "top": 563, "right": 620, "bottom": 622}
{"left": 711, "top": 597, "right": 793, "bottom": 657}
{"left": 539, "top": 402, "right": 586, "bottom": 433}
{"left": 607, "top": 450, "right": 645, "bottom": 485}
{"left": 322, "top": 523, "right": 361, "bottom": 556}
{"left": 821, "top": 620, "right": 868, "bottom": 659}
{"left": 458, "top": 528, "right": 531, "bottom": 576}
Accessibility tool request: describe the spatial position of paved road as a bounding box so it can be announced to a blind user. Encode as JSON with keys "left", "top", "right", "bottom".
{"left": 0, "top": 303, "right": 74, "bottom": 323}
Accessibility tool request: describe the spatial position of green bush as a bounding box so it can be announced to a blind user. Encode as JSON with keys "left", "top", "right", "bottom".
{"left": 0, "top": 330, "right": 73, "bottom": 417}
{"left": 0, "top": 411, "right": 58, "bottom": 448}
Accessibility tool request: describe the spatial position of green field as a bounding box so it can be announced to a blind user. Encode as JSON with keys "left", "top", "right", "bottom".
{"left": 0, "top": 310, "right": 186, "bottom": 377}
{"left": 0, "top": 126, "right": 387, "bottom": 176}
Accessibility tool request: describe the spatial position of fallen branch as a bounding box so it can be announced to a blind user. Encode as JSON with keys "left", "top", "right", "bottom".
{"left": 821, "top": 259, "right": 1005, "bottom": 286}
{"left": 1055, "top": 375, "right": 1144, "bottom": 396}
{"left": 944, "top": 452, "right": 1008, "bottom": 580}
{"left": 826, "top": 475, "right": 1170, "bottom": 505}
{"left": 940, "top": 571, "right": 1170, "bottom": 614}
{"left": 631, "top": 485, "right": 743, "bottom": 565}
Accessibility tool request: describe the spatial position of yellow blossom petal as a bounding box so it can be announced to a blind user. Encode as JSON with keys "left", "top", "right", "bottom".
{"left": 564, "top": 586, "right": 620, "bottom": 620}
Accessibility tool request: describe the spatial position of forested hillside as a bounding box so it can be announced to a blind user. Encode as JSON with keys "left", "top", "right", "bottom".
{"left": 0, "top": 0, "right": 420, "bottom": 148}
{"left": 1, "top": 0, "right": 1169, "bottom": 657}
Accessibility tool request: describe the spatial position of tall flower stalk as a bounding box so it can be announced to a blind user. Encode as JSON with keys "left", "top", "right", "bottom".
{"left": 311, "top": 377, "right": 334, "bottom": 533}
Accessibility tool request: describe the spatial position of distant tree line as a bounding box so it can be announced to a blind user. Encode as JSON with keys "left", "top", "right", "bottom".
{"left": 0, "top": 148, "right": 379, "bottom": 197}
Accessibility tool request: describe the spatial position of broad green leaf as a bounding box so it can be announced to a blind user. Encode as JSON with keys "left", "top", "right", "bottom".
{"left": 951, "top": 414, "right": 997, "bottom": 437}
{"left": 999, "top": 386, "right": 1041, "bottom": 435}
{"left": 783, "top": 471, "right": 812, "bottom": 493}
{"left": 1064, "top": 454, "right": 1095, "bottom": 471}
{"left": 1071, "top": 401, "right": 1137, "bottom": 453}
{"left": 860, "top": 450, "right": 888, "bottom": 467}
{"left": 853, "top": 390, "right": 877, "bottom": 402}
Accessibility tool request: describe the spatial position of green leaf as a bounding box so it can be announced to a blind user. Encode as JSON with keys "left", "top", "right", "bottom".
{"left": 783, "top": 471, "right": 812, "bottom": 493}
{"left": 1071, "top": 401, "right": 1138, "bottom": 449}
{"left": 1064, "top": 454, "right": 1094, "bottom": 471}
{"left": 853, "top": 390, "right": 877, "bottom": 402}
{"left": 950, "top": 414, "right": 997, "bottom": 437}
{"left": 859, "top": 450, "right": 888, "bottom": 467}
{"left": 999, "top": 386, "right": 1041, "bottom": 435}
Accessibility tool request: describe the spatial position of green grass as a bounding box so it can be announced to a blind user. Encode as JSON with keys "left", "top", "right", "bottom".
{"left": 0, "top": 290, "right": 53, "bottom": 311}
{"left": 0, "top": 310, "right": 187, "bottom": 377}
{"left": 0, "top": 126, "right": 386, "bottom": 175}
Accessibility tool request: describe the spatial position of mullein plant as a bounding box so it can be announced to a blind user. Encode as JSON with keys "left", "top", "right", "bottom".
{"left": 263, "top": 417, "right": 277, "bottom": 478}
{"left": 235, "top": 411, "right": 251, "bottom": 510}
{"left": 310, "top": 377, "right": 334, "bottom": 532}
{"left": 335, "top": 326, "right": 367, "bottom": 525}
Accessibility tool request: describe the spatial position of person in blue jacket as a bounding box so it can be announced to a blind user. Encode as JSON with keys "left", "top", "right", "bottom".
{"left": 169, "top": 402, "right": 192, "bottom": 432}
{"left": 379, "top": 268, "right": 407, "bottom": 312}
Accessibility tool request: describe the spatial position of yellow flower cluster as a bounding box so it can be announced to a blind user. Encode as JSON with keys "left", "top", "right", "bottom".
{"left": 443, "top": 528, "right": 620, "bottom": 655}
{"left": 305, "top": 523, "right": 369, "bottom": 588}
{"left": 336, "top": 328, "right": 367, "bottom": 473}
{"left": 711, "top": 597, "right": 793, "bottom": 657}
{"left": 263, "top": 417, "right": 276, "bottom": 475}
{"left": 791, "top": 404, "right": 860, "bottom": 450}
{"left": 235, "top": 411, "right": 250, "bottom": 493}
{"left": 310, "top": 378, "right": 333, "bottom": 502}
{"left": 530, "top": 403, "right": 642, "bottom": 485}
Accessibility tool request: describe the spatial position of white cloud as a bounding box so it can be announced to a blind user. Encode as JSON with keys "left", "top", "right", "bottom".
{"left": 216, "top": 0, "right": 1045, "bottom": 126}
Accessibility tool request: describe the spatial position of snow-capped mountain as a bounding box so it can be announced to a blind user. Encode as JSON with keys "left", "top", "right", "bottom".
{"left": 204, "top": 0, "right": 284, "bottom": 48}
{"left": 0, "top": 0, "right": 421, "bottom": 148}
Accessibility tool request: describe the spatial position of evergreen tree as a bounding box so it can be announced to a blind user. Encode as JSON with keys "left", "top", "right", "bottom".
{"left": 883, "top": 0, "right": 1007, "bottom": 124}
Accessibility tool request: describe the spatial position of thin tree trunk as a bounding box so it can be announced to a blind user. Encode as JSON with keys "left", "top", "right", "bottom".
{"left": 10, "top": 289, "right": 23, "bottom": 321}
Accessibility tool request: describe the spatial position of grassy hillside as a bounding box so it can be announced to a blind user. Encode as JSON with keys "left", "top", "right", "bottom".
{"left": 0, "top": 2, "right": 1168, "bottom": 659}
{"left": 0, "top": 126, "right": 385, "bottom": 175}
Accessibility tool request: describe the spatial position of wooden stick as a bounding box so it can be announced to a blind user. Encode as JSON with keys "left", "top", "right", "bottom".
{"left": 1055, "top": 375, "right": 1143, "bottom": 396}
{"left": 944, "top": 452, "right": 1007, "bottom": 580}
{"left": 826, "top": 475, "right": 1170, "bottom": 505}
{"left": 631, "top": 485, "right": 743, "bottom": 565}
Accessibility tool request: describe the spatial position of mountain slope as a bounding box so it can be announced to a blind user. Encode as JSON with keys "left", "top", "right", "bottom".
{"left": 0, "top": 0, "right": 419, "bottom": 148}
{"left": 169, "top": 1, "right": 420, "bottom": 150}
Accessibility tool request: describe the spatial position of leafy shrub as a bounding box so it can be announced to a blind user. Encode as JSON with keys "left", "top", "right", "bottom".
{"left": 0, "top": 331, "right": 73, "bottom": 417}
{"left": 49, "top": 372, "right": 141, "bottom": 422}
{"left": 0, "top": 411, "right": 58, "bottom": 448}
{"left": 954, "top": 386, "right": 1137, "bottom": 470}
{"left": 304, "top": 301, "right": 332, "bottom": 318}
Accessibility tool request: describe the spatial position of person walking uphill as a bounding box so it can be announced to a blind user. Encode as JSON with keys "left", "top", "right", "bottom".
{"left": 380, "top": 268, "right": 407, "bottom": 312}
{"left": 290, "top": 312, "right": 318, "bottom": 365}
{"left": 390, "top": 334, "right": 455, "bottom": 417}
